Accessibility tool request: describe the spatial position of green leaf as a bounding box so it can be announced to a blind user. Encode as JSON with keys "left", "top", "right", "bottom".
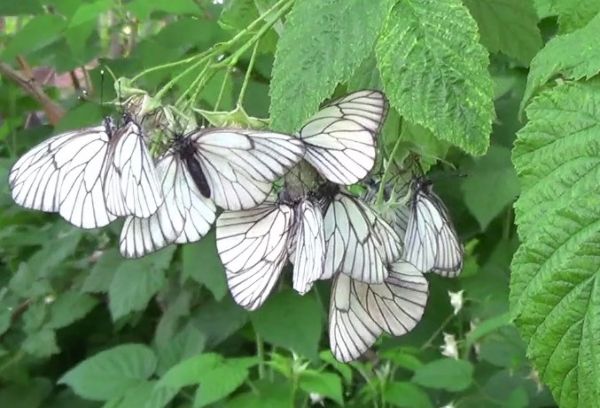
{"left": 181, "top": 230, "right": 227, "bottom": 300}
{"left": 461, "top": 145, "right": 520, "bottom": 230}
{"left": 22, "top": 328, "right": 60, "bottom": 358}
{"left": 126, "top": 0, "right": 201, "bottom": 20}
{"left": 540, "top": 0, "right": 600, "bottom": 32}
{"left": 269, "top": 0, "right": 388, "bottom": 132}
{"left": 108, "top": 247, "right": 175, "bottom": 320}
{"left": 46, "top": 291, "right": 97, "bottom": 329}
{"left": 2, "top": 15, "right": 65, "bottom": 60}
{"left": 0, "top": 0, "right": 43, "bottom": 15}
{"left": 251, "top": 289, "right": 322, "bottom": 358}
{"left": 465, "top": 312, "right": 511, "bottom": 347}
{"left": 411, "top": 358, "right": 474, "bottom": 392}
{"left": 521, "top": 13, "right": 600, "bottom": 110}
{"left": 193, "top": 358, "right": 256, "bottom": 407}
{"left": 82, "top": 249, "right": 121, "bottom": 293}
{"left": 463, "top": 0, "right": 542, "bottom": 65}
{"left": 512, "top": 82, "right": 600, "bottom": 243}
{"left": 158, "top": 353, "right": 223, "bottom": 389}
{"left": 298, "top": 370, "right": 343, "bottom": 405}
{"left": 376, "top": 0, "right": 494, "bottom": 156}
{"left": 59, "top": 344, "right": 157, "bottom": 401}
{"left": 383, "top": 382, "right": 432, "bottom": 408}
{"left": 319, "top": 351, "right": 353, "bottom": 384}
{"left": 511, "top": 81, "right": 600, "bottom": 407}
{"left": 0, "top": 378, "right": 52, "bottom": 408}
{"left": 193, "top": 296, "right": 249, "bottom": 347}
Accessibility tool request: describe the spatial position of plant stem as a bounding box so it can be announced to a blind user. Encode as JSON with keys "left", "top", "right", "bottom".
{"left": 236, "top": 40, "right": 260, "bottom": 108}
{"left": 376, "top": 127, "right": 405, "bottom": 206}
{"left": 256, "top": 331, "right": 266, "bottom": 379}
{"left": 420, "top": 313, "right": 454, "bottom": 351}
{"left": 214, "top": 67, "right": 232, "bottom": 111}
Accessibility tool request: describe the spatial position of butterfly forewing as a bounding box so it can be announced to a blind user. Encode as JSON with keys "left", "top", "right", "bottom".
{"left": 216, "top": 203, "right": 294, "bottom": 310}
{"left": 299, "top": 90, "right": 387, "bottom": 185}
{"left": 405, "top": 181, "right": 463, "bottom": 277}
{"left": 329, "top": 261, "right": 428, "bottom": 362}
{"left": 119, "top": 153, "right": 215, "bottom": 258}
{"left": 104, "top": 121, "right": 162, "bottom": 218}
{"left": 189, "top": 129, "right": 305, "bottom": 210}
{"left": 289, "top": 199, "right": 326, "bottom": 295}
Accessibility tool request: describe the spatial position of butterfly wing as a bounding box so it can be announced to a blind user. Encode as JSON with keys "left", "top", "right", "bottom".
{"left": 289, "top": 199, "right": 325, "bottom": 295}
{"left": 299, "top": 90, "right": 387, "bottom": 185}
{"left": 119, "top": 153, "right": 215, "bottom": 258}
{"left": 329, "top": 261, "right": 428, "bottom": 362}
{"left": 216, "top": 202, "right": 294, "bottom": 310}
{"left": 405, "top": 187, "right": 463, "bottom": 276}
{"left": 104, "top": 121, "right": 162, "bottom": 218}
{"left": 191, "top": 129, "right": 305, "bottom": 210}
{"left": 322, "top": 194, "right": 388, "bottom": 283}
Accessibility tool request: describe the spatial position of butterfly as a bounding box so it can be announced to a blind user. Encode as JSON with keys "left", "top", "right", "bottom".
{"left": 215, "top": 193, "right": 325, "bottom": 310}
{"left": 329, "top": 260, "right": 429, "bottom": 362}
{"left": 298, "top": 90, "right": 388, "bottom": 185}
{"left": 320, "top": 184, "right": 403, "bottom": 284}
{"left": 120, "top": 128, "right": 305, "bottom": 258}
{"left": 404, "top": 176, "right": 463, "bottom": 277}
{"left": 9, "top": 116, "right": 162, "bottom": 229}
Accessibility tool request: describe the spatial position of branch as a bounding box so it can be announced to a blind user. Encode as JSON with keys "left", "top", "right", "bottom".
{"left": 0, "top": 61, "right": 65, "bottom": 125}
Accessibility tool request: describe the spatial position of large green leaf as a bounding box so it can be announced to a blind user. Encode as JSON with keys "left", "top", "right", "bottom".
{"left": 512, "top": 82, "right": 600, "bottom": 242}
{"left": 59, "top": 344, "right": 157, "bottom": 401}
{"left": 298, "top": 370, "right": 343, "bottom": 405}
{"left": 108, "top": 247, "right": 176, "bottom": 320}
{"left": 1, "top": 15, "right": 65, "bottom": 60}
{"left": 535, "top": 0, "right": 600, "bottom": 32}
{"left": 511, "top": 81, "right": 600, "bottom": 407}
{"left": 376, "top": 0, "right": 494, "bottom": 156}
{"left": 250, "top": 290, "right": 322, "bottom": 359}
{"left": 181, "top": 230, "right": 227, "bottom": 300}
{"left": 411, "top": 358, "right": 474, "bottom": 392}
{"left": 383, "top": 382, "right": 432, "bottom": 408}
{"left": 463, "top": 0, "right": 542, "bottom": 65}
{"left": 46, "top": 291, "right": 97, "bottom": 329}
{"left": 521, "top": 13, "right": 600, "bottom": 110}
{"left": 269, "top": 0, "right": 388, "bottom": 132}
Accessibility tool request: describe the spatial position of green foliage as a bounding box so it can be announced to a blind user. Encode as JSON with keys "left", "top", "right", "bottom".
{"left": 270, "top": 0, "right": 388, "bottom": 132}
{"left": 376, "top": 0, "right": 495, "bottom": 156}
{"left": 3, "top": 0, "right": 591, "bottom": 407}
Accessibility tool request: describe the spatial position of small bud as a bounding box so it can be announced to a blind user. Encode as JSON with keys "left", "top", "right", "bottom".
{"left": 448, "top": 290, "right": 464, "bottom": 315}
{"left": 440, "top": 332, "right": 459, "bottom": 359}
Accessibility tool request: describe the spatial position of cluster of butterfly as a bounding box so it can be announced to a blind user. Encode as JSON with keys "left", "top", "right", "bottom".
{"left": 8, "top": 90, "right": 463, "bottom": 362}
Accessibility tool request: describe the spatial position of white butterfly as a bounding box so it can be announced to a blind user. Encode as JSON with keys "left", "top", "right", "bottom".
{"left": 119, "top": 129, "right": 305, "bottom": 258}
{"left": 329, "top": 261, "right": 429, "bottom": 362}
{"left": 299, "top": 90, "right": 387, "bottom": 185}
{"left": 9, "top": 117, "right": 162, "bottom": 229}
{"left": 404, "top": 177, "right": 463, "bottom": 277}
{"left": 321, "top": 186, "right": 402, "bottom": 284}
{"left": 216, "top": 195, "right": 325, "bottom": 310}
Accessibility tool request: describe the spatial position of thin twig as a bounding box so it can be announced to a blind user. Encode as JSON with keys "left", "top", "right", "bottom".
{"left": 0, "top": 62, "right": 65, "bottom": 125}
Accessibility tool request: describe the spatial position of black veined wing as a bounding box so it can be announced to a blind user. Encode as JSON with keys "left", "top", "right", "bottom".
{"left": 322, "top": 192, "right": 402, "bottom": 283}
{"left": 9, "top": 118, "right": 118, "bottom": 229}
{"left": 329, "top": 261, "right": 428, "bottom": 362}
{"left": 119, "top": 150, "right": 216, "bottom": 258}
{"left": 298, "top": 90, "right": 388, "bottom": 185}
{"left": 404, "top": 177, "right": 463, "bottom": 277}
{"left": 287, "top": 199, "right": 326, "bottom": 295}
{"left": 186, "top": 129, "right": 305, "bottom": 210}
{"left": 216, "top": 202, "right": 294, "bottom": 310}
{"left": 103, "top": 120, "right": 163, "bottom": 218}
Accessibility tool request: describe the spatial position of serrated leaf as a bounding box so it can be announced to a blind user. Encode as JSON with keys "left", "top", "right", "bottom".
{"left": 251, "top": 290, "right": 322, "bottom": 359}
{"left": 538, "top": 0, "right": 600, "bottom": 32}
{"left": 521, "top": 13, "right": 600, "bottom": 110}
{"left": 108, "top": 247, "right": 175, "bottom": 320}
{"left": 298, "top": 370, "right": 343, "bottom": 405}
{"left": 512, "top": 82, "right": 600, "bottom": 242}
{"left": 412, "top": 358, "right": 474, "bottom": 392}
{"left": 46, "top": 291, "right": 97, "bottom": 329}
{"left": 59, "top": 344, "right": 157, "bottom": 401}
{"left": 376, "top": 0, "right": 494, "bottom": 156}
{"left": 461, "top": 145, "right": 520, "bottom": 229}
{"left": 463, "top": 0, "right": 542, "bottom": 66}
{"left": 193, "top": 296, "right": 249, "bottom": 347}
{"left": 158, "top": 353, "right": 223, "bottom": 389}
{"left": 0, "top": 0, "right": 43, "bottom": 15}
{"left": 193, "top": 358, "right": 256, "bottom": 407}
{"left": 269, "top": 0, "right": 388, "bottom": 132}
{"left": 181, "top": 231, "right": 227, "bottom": 300}
{"left": 511, "top": 81, "right": 600, "bottom": 407}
